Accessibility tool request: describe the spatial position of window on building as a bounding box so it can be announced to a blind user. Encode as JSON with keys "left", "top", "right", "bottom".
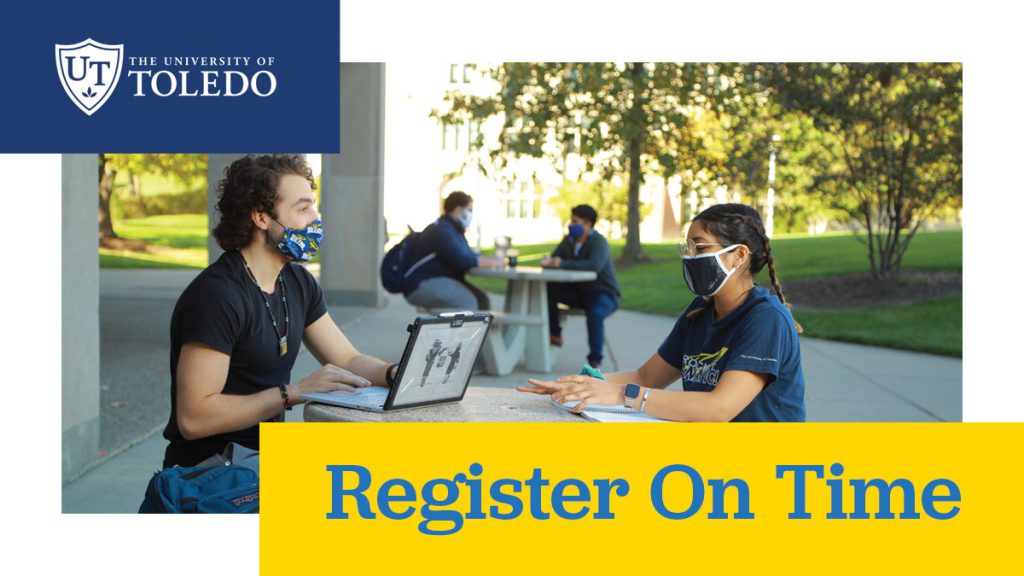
{"left": 467, "top": 120, "right": 481, "bottom": 150}
{"left": 441, "top": 120, "right": 481, "bottom": 152}
{"left": 441, "top": 122, "right": 451, "bottom": 150}
{"left": 441, "top": 122, "right": 463, "bottom": 152}
{"left": 500, "top": 180, "right": 544, "bottom": 220}
{"left": 449, "top": 63, "right": 459, "bottom": 84}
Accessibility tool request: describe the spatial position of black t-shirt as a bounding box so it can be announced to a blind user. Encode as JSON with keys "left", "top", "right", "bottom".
{"left": 162, "top": 250, "right": 327, "bottom": 468}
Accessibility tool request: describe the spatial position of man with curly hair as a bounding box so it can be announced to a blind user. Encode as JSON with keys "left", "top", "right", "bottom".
{"left": 161, "top": 154, "right": 396, "bottom": 468}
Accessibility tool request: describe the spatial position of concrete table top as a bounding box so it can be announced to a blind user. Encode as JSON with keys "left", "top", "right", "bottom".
{"left": 468, "top": 266, "right": 596, "bottom": 282}
{"left": 303, "top": 386, "right": 584, "bottom": 423}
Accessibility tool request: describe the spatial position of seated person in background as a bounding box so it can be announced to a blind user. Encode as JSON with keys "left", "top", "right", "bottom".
{"left": 403, "top": 191, "right": 504, "bottom": 311}
{"left": 163, "top": 155, "right": 397, "bottom": 468}
{"left": 541, "top": 204, "right": 621, "bottom": 369}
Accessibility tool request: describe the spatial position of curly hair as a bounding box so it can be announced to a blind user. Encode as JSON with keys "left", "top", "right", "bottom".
{"left": 212, "top": 155, "right": 316, "bottom": 251}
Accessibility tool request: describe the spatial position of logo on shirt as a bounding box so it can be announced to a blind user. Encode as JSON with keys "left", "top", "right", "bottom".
{"left": 231, "top": 491, "right": 258, "bottom": 507}
{"left": 682, "top": 347, "right": 728, "bottom": 388}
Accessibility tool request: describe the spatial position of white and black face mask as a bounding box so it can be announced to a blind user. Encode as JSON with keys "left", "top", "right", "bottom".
{"left": 682, "top": 244, "right": 742, "bottom": 297}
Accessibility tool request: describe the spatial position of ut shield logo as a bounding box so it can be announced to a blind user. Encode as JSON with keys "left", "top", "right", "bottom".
{"left": 55, "top": 39, "right": 124, "bottom": 116}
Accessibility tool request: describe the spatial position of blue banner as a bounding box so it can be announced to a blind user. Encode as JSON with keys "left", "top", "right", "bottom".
{"left": 1, "top": 1, "right": 339, "bottom": 153}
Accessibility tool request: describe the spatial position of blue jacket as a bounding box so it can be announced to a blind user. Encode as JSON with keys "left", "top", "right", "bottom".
{"left": 403, "top": 216, "right": 479, "bottom": 295}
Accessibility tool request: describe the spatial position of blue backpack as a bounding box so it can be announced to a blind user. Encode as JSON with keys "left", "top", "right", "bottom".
{"left": 380, "top": 228, "right": 436, "bottom": 294}
{"left": 139, "top": 443, "right": 259, "bottom": 514}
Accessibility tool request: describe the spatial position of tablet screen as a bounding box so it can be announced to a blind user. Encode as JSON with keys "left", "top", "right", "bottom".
{"left": 390, "top": 316, "right": 489, "bottom": 408}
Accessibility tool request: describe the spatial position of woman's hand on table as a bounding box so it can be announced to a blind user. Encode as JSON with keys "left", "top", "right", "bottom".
{"left": 517, "top": 375, "right": 626, "bottom": 412}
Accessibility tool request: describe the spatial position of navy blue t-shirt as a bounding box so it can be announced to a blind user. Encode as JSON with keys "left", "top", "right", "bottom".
{"left": 656, "top": 286, "right": 806, "bottom": 422}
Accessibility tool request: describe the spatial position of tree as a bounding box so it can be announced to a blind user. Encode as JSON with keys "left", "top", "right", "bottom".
{"left": 770, "top": 63, "right": 962, "bottom": 280}
{"left": 98, "top": 154, "right": 118, "bottom": 238}
{"left": 98, "top": 154, "right": 207, "bottom": 239}
{"left": 436, "top": 63, "right": 739, "bottom": 262}
{"left": 548, "top": 178, "right": 651, "bottom": 233}
{"left": 709, "top": 101, "right": 846, "bottom": 234}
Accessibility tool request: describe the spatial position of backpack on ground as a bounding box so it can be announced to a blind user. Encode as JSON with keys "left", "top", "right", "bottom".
{"left": 380, "top": 227, "right": 436, "bottom": 294}
{"left": 138, "top": 443, "right": 259, "bottom": 514}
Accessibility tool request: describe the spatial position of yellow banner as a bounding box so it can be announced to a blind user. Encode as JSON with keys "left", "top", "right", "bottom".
{"left": 261, "top": 423, "right": 1021, "bottom": 574}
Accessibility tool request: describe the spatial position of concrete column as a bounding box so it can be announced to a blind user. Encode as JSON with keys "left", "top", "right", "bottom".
{"left": 206, "top": 154, "right": 246, "bottom": 264}
{"left": 320, "top": 62, "right": 387, "bottom": 307}
{"left": 62, "top": 154, "right": 100, "bottom": 484}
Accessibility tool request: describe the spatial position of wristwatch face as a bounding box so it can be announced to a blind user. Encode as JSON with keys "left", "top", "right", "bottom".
{"left": 625, "top": 383, "right": 641, "bottom": 400}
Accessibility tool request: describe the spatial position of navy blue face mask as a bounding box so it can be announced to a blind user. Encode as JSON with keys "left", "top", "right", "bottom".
{"left": 681, "top": 244, "right": 742, "bottom": 297}
{"left": 568, "top": 224, "right": 584, "bottom": 240}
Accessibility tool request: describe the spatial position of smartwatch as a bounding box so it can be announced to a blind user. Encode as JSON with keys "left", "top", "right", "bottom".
{"left": 624, "top": 383, "right": 641, "bottom": 409}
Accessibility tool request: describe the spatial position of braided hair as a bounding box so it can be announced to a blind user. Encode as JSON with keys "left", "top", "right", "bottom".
{"left": 684, "top": 204, "right": 803, "bottom": 333}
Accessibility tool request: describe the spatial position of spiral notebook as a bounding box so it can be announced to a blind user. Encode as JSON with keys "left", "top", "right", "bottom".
{"left": 550, "top": 398, "right": 666, "bottom": 422}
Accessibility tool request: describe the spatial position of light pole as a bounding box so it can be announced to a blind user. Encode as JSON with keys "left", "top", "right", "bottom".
{"left": 765, "top": 134, "right": 780, "bottom": 238}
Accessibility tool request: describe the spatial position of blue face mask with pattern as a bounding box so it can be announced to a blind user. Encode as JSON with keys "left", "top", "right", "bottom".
{"left": 273, "top": 218, "right": 323, "bottom": 262}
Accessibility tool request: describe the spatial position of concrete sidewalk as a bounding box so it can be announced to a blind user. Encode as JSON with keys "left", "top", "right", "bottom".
{"left": 62, "top": 269, "right": 962, "bottom": 512}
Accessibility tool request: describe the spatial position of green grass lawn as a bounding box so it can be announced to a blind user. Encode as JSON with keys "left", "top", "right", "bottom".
{"left": 795, "top": 297, "right": 962, "bottom": 357}
{"left": 110, "top": 214, "right": 208, "bottom": 248}
{"left": 100, "top": 216, "right": 963, "bottom": 357}
{"left": 99, "top": 214, "right": 208, "bottom": 269}
{"left": 479, "top": 230, "right": 963, "bottom": 357}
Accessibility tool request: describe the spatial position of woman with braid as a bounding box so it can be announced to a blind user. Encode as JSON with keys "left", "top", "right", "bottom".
{"left": 519, "top": 204, "right": 805, "bottom": 422}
